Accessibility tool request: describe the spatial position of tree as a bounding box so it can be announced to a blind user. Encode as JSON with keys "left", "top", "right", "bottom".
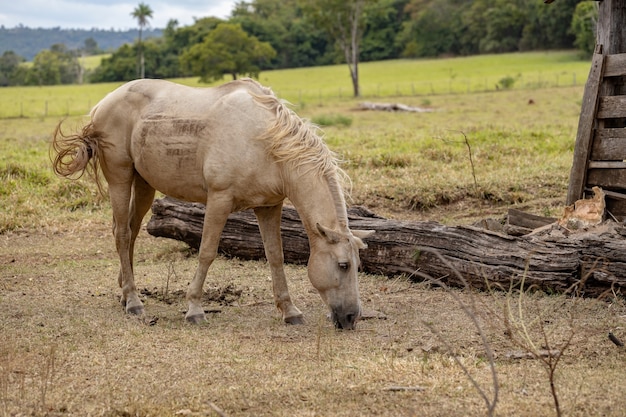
{"left": 519, "top": 0, "right": 579, "bottom": 51}
{"left": 231, "top": 0, "right": 332, "bottom": 69}
{"left": 83, "top": 37, "right": 100, "bottom": 55}
{"left": 24, "top": 44, "right": 80, "bottom": 86}
{"left": 302, "top": 0, "right": 370, "bottom": 97}
{"left": 398, "top": 0, "right": 467, "bottom": 58}
{"left": 360, "top": 0, "right": 409, "bottom": 62}
{"left": 570, "top": 1, "right": 598, "bottom": 58}
{"left": 479, "top": 0, "right": 527, "bottom": 53}
{"left": 131, "top": 2, "right": 153, "bottom": 78}
{"left": 90, "top": 44, "right": 138, "bottom": 82}
{"left": 180, "top": 23, "right": 276, "bottom": 82}
{"left": 0, "top": 51, "right": 25, "bottom": 86}
{"left": 26, "top": 50, "right": 60, "bottom": 85}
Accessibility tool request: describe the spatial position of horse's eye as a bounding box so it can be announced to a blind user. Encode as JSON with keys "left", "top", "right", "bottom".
{"left": 338, "top": 262, "right": 350, "bottom": 271}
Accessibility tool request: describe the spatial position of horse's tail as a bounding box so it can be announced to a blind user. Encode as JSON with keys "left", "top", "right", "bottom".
{"left": 51, "top": 120, "right": 107, "bottom": 195}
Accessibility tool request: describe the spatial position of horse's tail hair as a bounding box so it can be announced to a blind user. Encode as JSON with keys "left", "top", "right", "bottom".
{"left": 51, "top": 120, "right": 106, "bottom": 195}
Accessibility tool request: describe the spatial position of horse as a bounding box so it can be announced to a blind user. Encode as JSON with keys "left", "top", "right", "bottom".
{"left": 52, "top": 78, "right": 373, "bottom": 330}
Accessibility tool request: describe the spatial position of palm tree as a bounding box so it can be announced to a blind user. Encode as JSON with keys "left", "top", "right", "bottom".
{"left": 131, "top": 2, "right": 153, "bottom": 78}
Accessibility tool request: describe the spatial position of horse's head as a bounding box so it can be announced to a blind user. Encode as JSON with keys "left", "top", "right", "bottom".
{"left": 308, "top": 224, "right": 374, "bottom": 330}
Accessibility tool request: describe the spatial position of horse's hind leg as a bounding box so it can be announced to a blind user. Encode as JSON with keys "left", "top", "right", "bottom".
{"left": 109, "top": 175, "right": 144, "bottom": 315}
{"left": 114, "top": 173, "right": 155, "bottom": 314}
{"left": 128, "top": 174, "right": 155, "bottom": 266}
{"left": 254, "top": 204, "right": 304, "bottom": 324}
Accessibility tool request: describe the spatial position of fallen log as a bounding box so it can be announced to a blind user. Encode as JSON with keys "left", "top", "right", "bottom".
{"left": 146, "top": 197, "right": 626, "bottom": 297}
{"left": 357, "top": 102, "right": 434, "bottom": 113}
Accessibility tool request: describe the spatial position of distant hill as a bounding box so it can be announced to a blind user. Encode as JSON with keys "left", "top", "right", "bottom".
{"left": 0, "top": 26, "right": 163, "bottom": 60}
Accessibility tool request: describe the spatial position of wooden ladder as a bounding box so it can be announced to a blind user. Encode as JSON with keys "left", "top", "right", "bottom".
{"left": 567, "top": 44, "right": 626, "bottom": 220}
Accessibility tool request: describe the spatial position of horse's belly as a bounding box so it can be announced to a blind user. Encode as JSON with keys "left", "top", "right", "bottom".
{"left": 132, "top": 121, "right": 208, "bottom": 202}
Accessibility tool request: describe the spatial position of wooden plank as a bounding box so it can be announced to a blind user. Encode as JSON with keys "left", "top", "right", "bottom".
{"left": 588, "top": 161, "right": 626, "bottom": 169}
{"left": 604, "top": 53, "right": 626, "bottom": 77}
{"left": 590, "top": 128, "right": 626, "bottom": 160}
{"left": 567, "top": 48, "right": 605, "bottom": 205}
{"left": 507, "top": 208, "right": 556, "bottom": 230}
{"left": 585, "top": 188, "right": 626, "bottom": 200}
{"left": 587, "top": 168, "right": 626, "bottom": 188}
{"left": 606, "top": 198, "right": 626, "bottom": 220}
{"left": 597, "top": 95, "right": 626, "bottom": 119}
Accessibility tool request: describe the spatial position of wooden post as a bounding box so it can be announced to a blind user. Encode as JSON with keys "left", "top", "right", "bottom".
{"left": 597, "top": 0, "right": 626, "bottom": 114}
{"left": 566, "top": 46, "right": 605, "bottom": 205}
{"left": 596, "top": 0, "right": 626, "bottom": 56}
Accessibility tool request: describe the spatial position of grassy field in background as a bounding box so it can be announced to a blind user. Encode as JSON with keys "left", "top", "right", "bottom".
{"left": 0, "top": 50, "right": 590, "bottom": 118}
{"left": 259, "top": 50, "right": 590, "bottom": 101}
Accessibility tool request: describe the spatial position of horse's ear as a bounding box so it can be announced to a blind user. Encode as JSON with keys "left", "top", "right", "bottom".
{"left": 351, "top": 229, "right": 374, "bottom": 250}
{"left": 352, "top": 229, "right": 374, "bottom": 240}
{"left": 316, "top": 223, "right": 341, "bottom": 244}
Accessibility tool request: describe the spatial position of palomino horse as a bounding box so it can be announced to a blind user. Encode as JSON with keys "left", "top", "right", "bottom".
{"left": 52, "top": 78, "right": 373, "bottom": 330}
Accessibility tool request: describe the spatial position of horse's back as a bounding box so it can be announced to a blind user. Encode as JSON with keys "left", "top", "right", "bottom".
{"left": 93, "top": 78, "right": 268, "bottom": 119}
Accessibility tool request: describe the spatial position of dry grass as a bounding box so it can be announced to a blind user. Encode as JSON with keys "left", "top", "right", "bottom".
{"left": 1, "top": 223, "right": 625, "bottom": 416}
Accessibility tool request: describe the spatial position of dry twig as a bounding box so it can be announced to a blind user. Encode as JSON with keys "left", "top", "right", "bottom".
{"left": 413, "top": 247, "right": 499, "bottom": 417}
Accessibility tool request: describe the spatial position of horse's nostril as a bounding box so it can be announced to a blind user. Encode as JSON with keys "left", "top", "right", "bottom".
{"left": 331, "top": 310, "right": 358, "bottom": 330}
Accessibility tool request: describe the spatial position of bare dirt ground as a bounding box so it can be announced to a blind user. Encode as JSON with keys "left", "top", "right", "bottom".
{"left": 1, "top": 215, "right": 626, "bottom": 417}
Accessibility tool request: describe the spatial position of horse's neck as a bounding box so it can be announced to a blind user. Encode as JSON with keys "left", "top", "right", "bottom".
{"left": 287, "top": 173, "right": 347, "bottom": 235}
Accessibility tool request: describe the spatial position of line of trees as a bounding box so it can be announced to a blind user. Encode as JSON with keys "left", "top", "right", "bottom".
{"left": 0, "top": 0, "right": 598, "bottom": 91}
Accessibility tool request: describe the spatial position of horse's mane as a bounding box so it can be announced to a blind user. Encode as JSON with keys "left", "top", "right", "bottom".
{"left": 251, "top": 85, "right": 350, "bottom": 228}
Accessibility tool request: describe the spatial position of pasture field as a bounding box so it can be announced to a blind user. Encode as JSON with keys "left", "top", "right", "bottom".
{"left": 0, "top": 50, "right": 589, "bottom": 118}
{"left": 2, "top": 52, "right": 626, "bottom": 416}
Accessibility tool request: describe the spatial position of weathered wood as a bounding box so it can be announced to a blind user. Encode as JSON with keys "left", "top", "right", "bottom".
{"left": 597, "top": 95, "right": 626, "bottom": 119}
{"left": 606, "top": 199, "right": 626, "bottom": 220}
{"left": 604, "top": 53, "right": 626, "bottom": 77}
{"left": 588, "top": 161, "right": 626, "bottom": 169}
{"left": 567, "top": 48, "right": 606, "bottom": 205}
{"left": 507, "top": 208, "right": 557, "bottom": 230}
{"left": 597, "top": 0, "right": 626, "bottom": 56}
{"left": 588, "top": 168, "right": 626, "bottom": 188}
{"left": 590, "top": 127, "right": 626, "bottom": 160}
{"left": 147, "top": 197, "right": 626, "bottom": 296}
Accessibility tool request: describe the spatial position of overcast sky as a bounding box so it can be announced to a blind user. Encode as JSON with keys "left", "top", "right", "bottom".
{"left": 0, "top": 0, "right": 238, "bottom": 30}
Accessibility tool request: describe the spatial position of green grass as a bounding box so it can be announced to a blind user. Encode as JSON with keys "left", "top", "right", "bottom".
{"left": 81, "top": 53, "right": 110, "bottom": 71}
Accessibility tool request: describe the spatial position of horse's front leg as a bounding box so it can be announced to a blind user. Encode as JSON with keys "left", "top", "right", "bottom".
{"left": 255, "top": 204, "right": 304, "bottom": 325}
{"left": 185, "top": 194, "right": 232, "bottom": 324}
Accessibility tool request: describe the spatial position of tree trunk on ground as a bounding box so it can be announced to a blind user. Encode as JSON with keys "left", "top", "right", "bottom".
{"left": 147, "top": 197, "right": 626, "bottom": 297}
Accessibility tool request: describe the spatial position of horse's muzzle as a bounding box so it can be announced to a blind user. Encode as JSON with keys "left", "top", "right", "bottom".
{"left": 330, "top": 306, "right": 361, "bottom": 330}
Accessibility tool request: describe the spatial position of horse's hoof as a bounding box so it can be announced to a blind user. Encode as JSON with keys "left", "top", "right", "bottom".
{"left": 284, "top": 315, "right": 305, "bottom": 325}
{"left": 126, "top": 305, "right": 144, "bottom": 316}
{"left": 186, "top": 314, "right": 207, "bottom": 325}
